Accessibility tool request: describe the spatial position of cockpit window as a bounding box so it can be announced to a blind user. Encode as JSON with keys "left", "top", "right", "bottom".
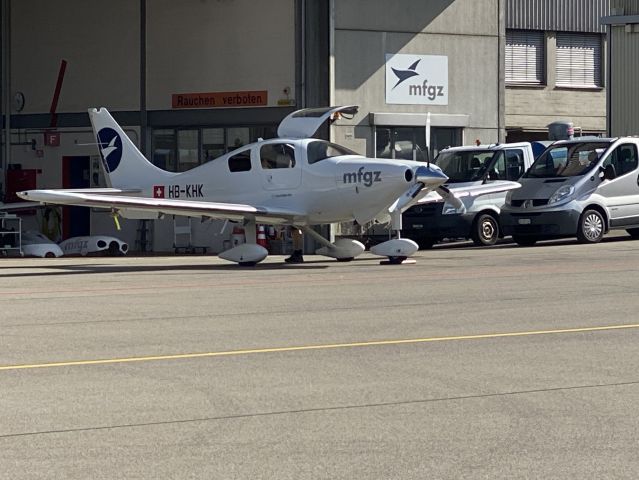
{"left": 227, "top": 149, "right": 252, "bottom": 172}
{"left": 260, "top": 143, "right": 296, "bottom": 169}
{"left": 307, "top": 140, "right": 357, "bottom": 164}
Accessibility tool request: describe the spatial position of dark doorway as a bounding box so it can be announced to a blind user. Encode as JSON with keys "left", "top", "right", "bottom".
{"left": 62, "top": 156, "right": 90, "bottom": 239}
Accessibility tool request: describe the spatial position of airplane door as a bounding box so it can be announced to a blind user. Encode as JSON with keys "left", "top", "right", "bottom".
{"left": 260, "top": 142, "right": 302, "bottom": 190}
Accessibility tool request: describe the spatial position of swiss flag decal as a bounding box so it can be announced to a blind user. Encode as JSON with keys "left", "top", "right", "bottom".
{"left": 153, "top": 185, "right": 165, "bottom": 198}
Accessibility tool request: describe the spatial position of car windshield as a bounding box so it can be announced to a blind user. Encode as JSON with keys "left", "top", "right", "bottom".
{"left": 525, "top": 142, "right": 610, "bottom": 178}
{"left": 434, "top": 150, "right": 496, "bottom": 183}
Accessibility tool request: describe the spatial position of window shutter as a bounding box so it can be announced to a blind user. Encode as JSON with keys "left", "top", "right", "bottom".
{"left": 556, "top": 33, "right": 602, "bottom": 88}
{"left": 506, "top": 30, "right": 545, "bottom": 85}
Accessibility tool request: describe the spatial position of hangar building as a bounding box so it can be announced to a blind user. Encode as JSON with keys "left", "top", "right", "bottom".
{"left": 0, "top": 0, "right": 611, "bottom": 253}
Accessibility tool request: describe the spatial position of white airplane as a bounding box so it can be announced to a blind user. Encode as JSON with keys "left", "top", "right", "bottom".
{"left": 17, "top": 105, "right": 453, "bottom": 265}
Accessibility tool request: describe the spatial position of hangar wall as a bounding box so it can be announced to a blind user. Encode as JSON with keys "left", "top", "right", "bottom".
{"left": 10, "top": 0, "right": 295, "bottom": 113}
{"left": 11, "top": 0, "right": 140, "bottom": 112}
{"left": 146, "top": 0, "right": 296, "bottom": 109}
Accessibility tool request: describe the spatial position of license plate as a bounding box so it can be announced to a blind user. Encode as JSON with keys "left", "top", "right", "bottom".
{"left": 518, "top": 218, "right": 531, "bottom": 225}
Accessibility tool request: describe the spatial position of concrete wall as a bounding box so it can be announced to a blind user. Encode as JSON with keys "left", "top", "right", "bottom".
{"left": 505, "top": 32, "right": 607, "bottom": 136}
{"left": 332, "top": 0, "right": 504, "bottom": 155}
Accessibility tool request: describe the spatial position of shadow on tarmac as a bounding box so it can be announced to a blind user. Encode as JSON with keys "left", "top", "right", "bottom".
{"left": 0, "top": 258, "right": 337, "bottom": 278}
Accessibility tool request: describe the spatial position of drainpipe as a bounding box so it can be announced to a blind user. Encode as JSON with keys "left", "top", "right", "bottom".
{"left": 1, "top": 0, "right": 10, "bottom": 199}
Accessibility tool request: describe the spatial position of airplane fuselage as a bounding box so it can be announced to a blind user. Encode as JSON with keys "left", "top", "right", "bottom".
{"left": 141, "top": 138, "right": 423, "bottom": 225}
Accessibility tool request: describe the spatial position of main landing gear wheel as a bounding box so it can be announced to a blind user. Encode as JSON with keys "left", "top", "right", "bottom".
{"left": 472, "top": 213, "right": 499, "bottom": 246}
{"left": 336, "top": 257, "right": 354, "bottom": 262}
{"left": 577, "top": 209, "right": 604, "bottom": 244}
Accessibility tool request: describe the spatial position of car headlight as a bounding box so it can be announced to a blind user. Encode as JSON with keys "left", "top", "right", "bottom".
{"left": 548, "top": 185, "right": 575, "bottom": 205}
{"left": 505, "top": 190, "right": 513, "bottom": 206}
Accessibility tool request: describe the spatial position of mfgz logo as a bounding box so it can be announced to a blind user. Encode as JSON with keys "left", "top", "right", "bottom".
{"left": 386, "top": 53, "right": 448, "bottom": 106}
{"left": 343, "top": 167, "right": 382, "bottom": 187}
{"left": 409, "top": 80, "right": 445, "bottom": 101}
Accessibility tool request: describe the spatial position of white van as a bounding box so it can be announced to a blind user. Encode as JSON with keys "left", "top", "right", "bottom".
{"left": 402, "top": 142, "right": 534, "bottom": 248}
{"left": 501, "top": 137, "right": 639, "bottom": 245}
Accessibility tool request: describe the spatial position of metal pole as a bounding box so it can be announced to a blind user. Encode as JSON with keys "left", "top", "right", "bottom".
{"left": 140, "top": 0, "right": 147, "bottom": 155}
{"left": 1, "top": 0, "right": 10, "bottom": 199}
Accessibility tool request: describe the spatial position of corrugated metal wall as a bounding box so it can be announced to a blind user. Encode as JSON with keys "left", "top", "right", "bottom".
{"left": 507, "top": 0, "right": 611, "bottom": 32}
{"left": 609, "top": 25, "right": 639, "bottom": 135}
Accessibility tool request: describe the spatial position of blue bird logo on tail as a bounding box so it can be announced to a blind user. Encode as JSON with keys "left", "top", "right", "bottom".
{"left": 391, "top": 59, "right": 420, "bottom": 89}
{"left": 97, "top": 128, "right": 122, "bottom": 172}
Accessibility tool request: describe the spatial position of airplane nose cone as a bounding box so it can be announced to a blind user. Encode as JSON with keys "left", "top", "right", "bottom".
{"left": 414, "top": 165, "right": 448, "bottom": 187}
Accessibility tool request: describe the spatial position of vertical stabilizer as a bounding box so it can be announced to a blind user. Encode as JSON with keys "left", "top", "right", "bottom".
{"left": 89, "top": 108, "right": 174, "bottom": 189}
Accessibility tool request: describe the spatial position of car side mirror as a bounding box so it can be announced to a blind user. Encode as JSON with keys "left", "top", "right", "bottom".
{"left": 600, "top": 164, "right": 617, "bottom": 181}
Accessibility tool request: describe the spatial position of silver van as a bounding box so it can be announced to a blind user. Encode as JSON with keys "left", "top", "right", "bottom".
{"left": 501, "top": 138, "right": 639, "bottom": 245}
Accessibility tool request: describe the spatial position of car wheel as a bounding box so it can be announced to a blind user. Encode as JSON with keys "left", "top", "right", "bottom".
{"left": 44, "top": 251, "right": 56, "bottom": 258}
{"left": 415, "top": 237, "right": 436, "bottom": 250}
{"left": 471, "top": 213, "right": 499, "bottom": 246}
{"left": 512, "top": 235, "right": 537, "bottom": 247}
{"left": 577, "top": 209, "right": 604, "bottom": 244}
{"left": 626, "top": 228, "right": 639, "bottom": 239}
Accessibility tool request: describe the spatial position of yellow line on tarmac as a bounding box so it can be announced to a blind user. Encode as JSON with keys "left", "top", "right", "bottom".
{"left": 2, "top": 323, "right": 639, "bottom": 372}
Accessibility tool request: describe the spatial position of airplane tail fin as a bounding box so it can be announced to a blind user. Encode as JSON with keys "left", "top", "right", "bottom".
{"left": 88, "top": 108, "right": 174, "bottom": 189}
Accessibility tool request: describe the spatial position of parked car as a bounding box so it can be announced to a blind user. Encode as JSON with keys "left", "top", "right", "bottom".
{"left": 58, "top": 236, "right": 129, "bottom": 256}
{"left": 21, "top": 231, "right": 64, "bottom": 258}
{"left": 501, "top": 137, "right": 639, "bottom": 245}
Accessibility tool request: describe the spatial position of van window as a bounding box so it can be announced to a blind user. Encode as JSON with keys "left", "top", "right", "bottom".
{"left": 435, "top": 150, "right": 495, "bottom": 183}
{"left": 601, "top": 144, "right": 638, "bottom": 177}
{"left": 505, "top": 150, "right": 525, "bottom": 180}
{"left": 260, "top": 143, "right": 296, "bottom": 169}
{"left": 525, "top": 142, "right": 611, "bottom": 178}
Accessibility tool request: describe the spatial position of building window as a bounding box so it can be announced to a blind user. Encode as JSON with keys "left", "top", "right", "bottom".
{"left": 151, "top": 125, "right": 277, "bottom": 172}
{"left": 375, "top": 127, "right": 428, "bottom": 161}
{"left": 152, "top": 129, "right": 177, "bottom": 171}
{"left": 556, "top": 32, "right": 602, "bottom": 88}
{"left": 375, "top": 126, "right": 462, "bottom": 161}
{"left": 505, "top": 30, "right": 545, "bottom": 85}
{"left": 177, "top": 130, "right": 199, "bottom": 172}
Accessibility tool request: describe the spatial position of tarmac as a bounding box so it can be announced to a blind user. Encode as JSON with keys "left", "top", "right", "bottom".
{"left": 2, "top": 234, "right": 639, "bottom": 479}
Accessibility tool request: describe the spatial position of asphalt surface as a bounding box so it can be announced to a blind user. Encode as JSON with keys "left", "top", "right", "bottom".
{"left": 2, "top": 235, "right": 639, "bottom": 479}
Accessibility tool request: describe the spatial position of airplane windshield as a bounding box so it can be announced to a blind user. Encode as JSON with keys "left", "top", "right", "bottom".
{"left": 307, "top": 140, "right": 357, "bottom": 164}
{"left": 525, "top": 142, "right": 610, "bottom": 178}
{"left": 434, "top": 150, "right": 496, "bottom": 183}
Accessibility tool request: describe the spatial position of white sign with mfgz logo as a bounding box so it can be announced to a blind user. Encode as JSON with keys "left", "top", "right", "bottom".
{"left": 385, "top": 53, "right": 448, "bottom": 105}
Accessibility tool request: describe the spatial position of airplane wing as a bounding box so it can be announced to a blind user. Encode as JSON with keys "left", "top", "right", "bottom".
{"left": 17, "top": 190, "right": 303, "bottom": 224}
{"left": 418, "top": 181, "right": 521, "bottom": 206}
